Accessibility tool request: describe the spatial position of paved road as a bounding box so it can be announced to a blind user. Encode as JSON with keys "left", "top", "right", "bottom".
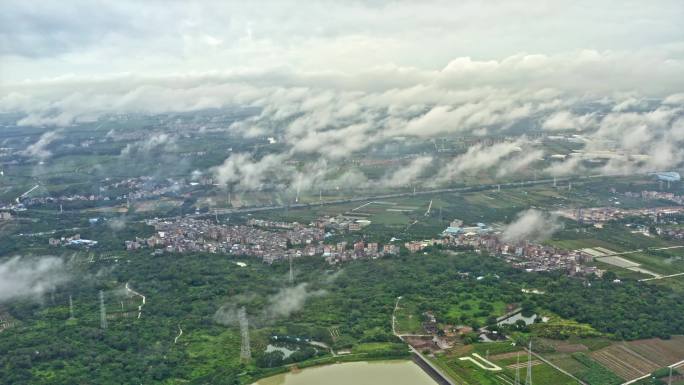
{"left": 639, "top": 271, "right": 684, "bottom": 282}
{"left": 392, "top": 296, "right": 459, "bottom": 385}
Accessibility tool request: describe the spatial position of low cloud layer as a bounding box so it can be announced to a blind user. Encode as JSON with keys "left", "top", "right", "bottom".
{"left": 0, "top": 256, "right": 70, "bottom": 303}
{"left": 21, "top": 131, "right": 61, "bottom": 160}
{"left": 214, "top": 283, "right": 326, "bottom": 326}
{"left": 1, "top": 2, "right": 683, "bottom": 192}
{"left": 501, "top": 209, "right": 562, "bottom": 243}
{"left": 263, "top": 283, "right": 326, "bottom": 319}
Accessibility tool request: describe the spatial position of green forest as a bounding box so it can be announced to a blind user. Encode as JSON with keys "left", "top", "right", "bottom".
{"left": 1, "top": 250, "right": 684, "bottom": 384}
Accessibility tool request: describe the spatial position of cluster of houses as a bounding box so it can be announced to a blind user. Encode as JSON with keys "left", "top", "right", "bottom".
{"left": 48, "top": 234, "right": 98, "bottom": 248}
{"left": 556, "top": 205, "right": 684, "bottom": 226}
{"left": 18, "top": 176, "right": 195, "bottom": 209}
{"left": 323, "top": 241, "right": 399, "bottom": 264}
{"left": 125, "top": 218, "right": 326, "bottom": 263}
{"left": 123, "top": 217, "right": 402, "bottom": 264}
{"left": 396, "top": 219, "right": 603, "bottom": 277}
{"left": 442, "top": 227, "right": 603, "bottom": 276}
{"left": 627, "top": 190, "right": 684, "bottom": 205}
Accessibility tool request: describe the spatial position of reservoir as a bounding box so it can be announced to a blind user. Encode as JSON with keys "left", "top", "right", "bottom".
{"left": 252, "top": 360, "right": 438, "bottom": 385}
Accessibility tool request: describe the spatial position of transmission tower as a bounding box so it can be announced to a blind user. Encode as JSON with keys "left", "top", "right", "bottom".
{"left": 289, "top": 255, "right": 294, "bottom": 285}
{"left": 69, "top": 295, "right": 75, "bottom": 320}
{"left": 525, "top": 341, "right": 533, "bottom": 385}
{"left": 238, "top": 307, "right": 251, "bottom": 361}
{"left": 515, "top": 352, "right": 521, "bottom": 385}
{"left": 99, "top": 290, "right": 107, "bottom": 330}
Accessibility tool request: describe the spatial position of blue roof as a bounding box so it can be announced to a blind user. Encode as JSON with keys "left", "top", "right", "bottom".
{"left": 443, "top": 226, "right": 462, "bottom": 234}
{"left": 654, "top": 172, "right": 681, "bottom": 182}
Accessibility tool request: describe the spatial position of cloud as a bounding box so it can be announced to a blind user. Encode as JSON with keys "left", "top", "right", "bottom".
{"left": 212, "top": 152, "right": 292, "bottom": 191}
{"left": 501, "top": 209, "right": 562, "bottom": 243}
{"left": 542, "top": 110, "right": 596, "bottom": 131}
{"left": 381, "top": 156, "right": 434, "bottom": 187}
{"left": 107, "top": 217, "right": 127, "bottom": 231}
{"left": 120, "top": 133, "right": 177, "bottom": 157}
{"left": 213, "top": 283, "right": 326, "bottom": 325}
{"left": 21, "top": 130, "right": 61, "bottom": 159}
{"left": 263, "top": 283, "right": 326, "bottom": 319}
{"left": 434, "top": 140, "right": 535, "bottom": 184}
{"left": 544, "top": 155, "right": 585, "bottom": 177}
{"left": 0, "top": 256, "right": 70, "bottom": 303}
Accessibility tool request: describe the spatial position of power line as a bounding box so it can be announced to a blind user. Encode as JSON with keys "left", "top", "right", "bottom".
{"left": 526, "top": 344, "right": 533, "bottom": 385}
{"left": 238, "top": 307, "right": 251, "bottom": 361}
{"left": 99, "top": 290, "right": 107, "bottom": 330}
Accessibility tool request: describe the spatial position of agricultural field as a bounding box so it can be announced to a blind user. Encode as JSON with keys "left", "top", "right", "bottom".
{"left": 540, "top": 336, "right": 684, "bottom": 384}
{"left": 547, "top": 224, "right": 684, "bottom": 280}
{"left": 394, "top": 301, "right": 425, "bottom": 335}
{"left": 432, "top": 342, "right": 579, "bottom": 385}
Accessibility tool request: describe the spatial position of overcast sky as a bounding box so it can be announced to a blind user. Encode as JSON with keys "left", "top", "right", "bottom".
{"left": 1, "top": 0, "right": 683, "bottom": 82}
{"left": 2, "top": 1, "right": 684, "bottom": 187}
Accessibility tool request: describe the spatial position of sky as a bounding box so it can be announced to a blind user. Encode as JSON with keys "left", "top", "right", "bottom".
{"left": 1, "top": 0, "right": 684, "bottom": 186}
{"left": 1, "top": 0, "right": 682, "bottom": 83}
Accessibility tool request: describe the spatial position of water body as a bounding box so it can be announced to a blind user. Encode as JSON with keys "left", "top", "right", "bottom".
{"left": 252, "top": 360, "right": 437, "bottom": 385}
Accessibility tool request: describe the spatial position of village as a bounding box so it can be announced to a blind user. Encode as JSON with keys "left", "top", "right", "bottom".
{"left": 122, "top": 216, "right": 403, "bottom": 263}
{"left": 119, "top": 213, "right": 607, "bottom": 279}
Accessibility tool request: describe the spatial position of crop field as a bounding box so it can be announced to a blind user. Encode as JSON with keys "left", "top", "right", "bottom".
{"left": 590, "top": 344, "right": 659, "bottom": 380}
{"left": 393, "top": 302, "right": 424, "bottom": 335}
{"left": 432, "top": 342, "right": 579, "bottom": 385}
{"left": 541, "top": 337, "right": 684, "bottom": 383}
{"left": 625, "top": 337, "right": 684, "bottom": 367}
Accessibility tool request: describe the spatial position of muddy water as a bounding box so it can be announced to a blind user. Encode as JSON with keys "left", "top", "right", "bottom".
{"left": 252, "top": 360, "right": 438, "bottom": 385}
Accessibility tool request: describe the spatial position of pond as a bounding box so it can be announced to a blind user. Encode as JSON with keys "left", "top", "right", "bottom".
{"left": 252, "top": 360, "right": 437, "bottom": 385}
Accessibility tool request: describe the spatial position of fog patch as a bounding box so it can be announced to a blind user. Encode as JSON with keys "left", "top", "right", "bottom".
{"left": 501, "top": 209, "right": 561, "bottom": 243}
{"left": 263, "top": 283, "right": 327, "bottom": 319}
{"left": 0, "top": 256, "right": 70, "bottom": 303}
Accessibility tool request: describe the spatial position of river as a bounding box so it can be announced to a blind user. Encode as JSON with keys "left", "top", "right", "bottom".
{"left": 252, "top": 360, "right": 438, "bottom": 385}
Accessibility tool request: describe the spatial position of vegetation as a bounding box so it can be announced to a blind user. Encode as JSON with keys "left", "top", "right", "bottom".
{"left": 571, "top": 352, "right": 624, "bottom": 385}
{"left": 2, "top": 248, "right": 684, "bottom": 384}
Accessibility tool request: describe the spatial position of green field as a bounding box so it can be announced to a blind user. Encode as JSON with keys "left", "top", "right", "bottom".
{"left": 431, "top": 342, "right": 579, "bottom": 385}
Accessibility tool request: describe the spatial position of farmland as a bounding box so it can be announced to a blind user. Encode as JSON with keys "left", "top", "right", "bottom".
{"left": 430, "top": 342, "right": 579, "bottom": 385}
{"left": 540, "top": 336, "right": 684, "bottom": 383}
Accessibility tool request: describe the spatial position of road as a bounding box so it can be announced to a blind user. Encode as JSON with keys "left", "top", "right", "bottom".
{"left": 392, "top": 296, "right": 458, "bottom": 385}
{"left": 169, "top": 174, "right": 613, "bottom": 221}
{"left": 639, "top": 272, "right": 684, "bottom": 282}
{"left": 15, "top": 173, "right": 622, "bottom": 236}
{"left": 589, "top": 245, "right": 684, "bottom": 281}
{"left": 125, "top": 282, "right": 146, "bottom": 319}
{"left": 174, "top": 324, "right": 183, "bottom": 344}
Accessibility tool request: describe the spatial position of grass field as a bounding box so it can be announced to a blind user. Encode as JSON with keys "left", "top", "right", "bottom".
{"left": 446, "top": 300, "right": 507, "bottom": 326}
{"left": 433, "top": 342, "right": 579, "bottom": 385}
{"left": 541, "top": 336, "right": 684, "bottom": 384}
{"left": 394, "top": 302, "right": 424, "bottom": 335}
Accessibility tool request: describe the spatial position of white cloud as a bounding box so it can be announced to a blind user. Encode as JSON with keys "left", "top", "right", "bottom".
{"left": 21, "top": 131, "right": 61, "bottom": 159}
{"left": 212, "top": 152, "right": 292, "bottom": 191}
{"left": 381, "top": 156, "right": 434, "bottom": 187}
{"left": 542, "top": 110, "right": 596, "bottom": 131}
{"left": 434, "top": 140, "right": 532, "bottom": 183}
{"left": 501, "top": 209, "right": 562, "bottom": 243}
{"left": 0, "top": 256, "right": 70, "bottom": 303}
{"left": 264, "top": 283, "right": 326, "bottom": 319}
